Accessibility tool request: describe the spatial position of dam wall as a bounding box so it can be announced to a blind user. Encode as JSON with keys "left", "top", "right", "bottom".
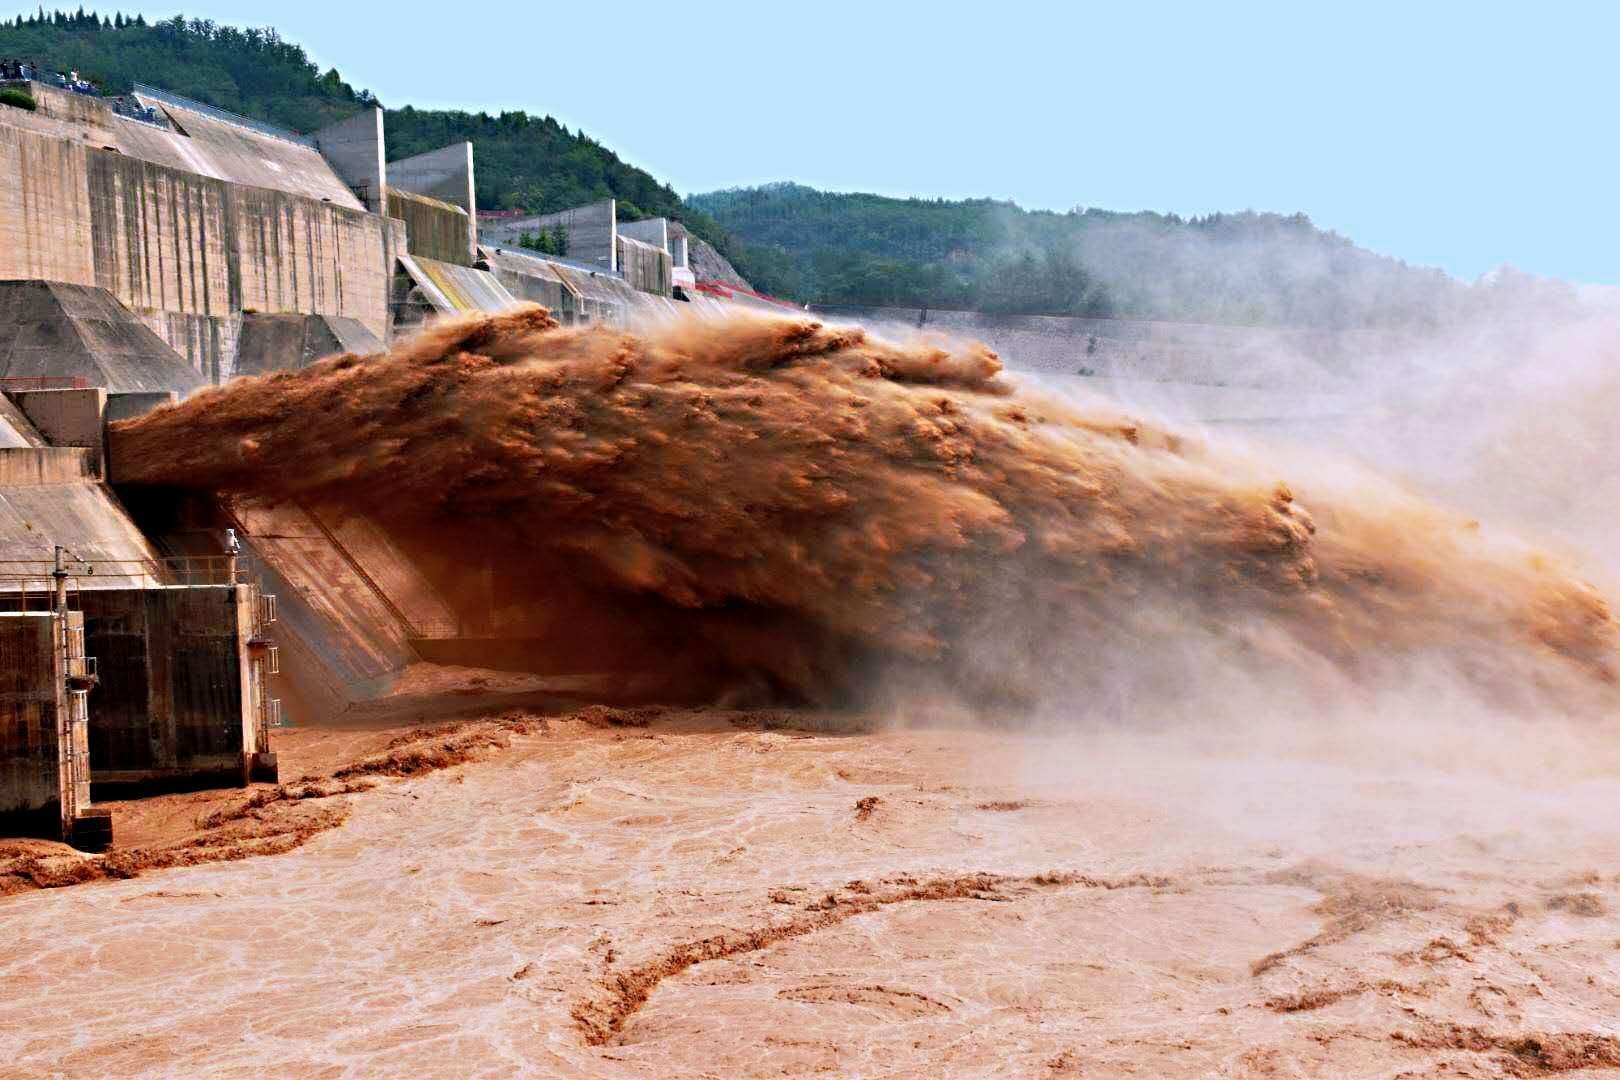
{"left": 388, "top": 188, "right": 472, "bottom": 267}
{"left": 617, "top": 234, "right": 673, "bottom": 297}
{"left": 79, "top": 583, "right": 275, "bottom": 793}
{"left": 388, "top": 142, "right": 476, "bottom": 265}
{"left": 0, "top": 609, "right": 103, "bottom": 847}
{"left": 0, "top": 82, "right": 390, "bottom": 382}
{"left": 482, "top": 198, "right": 617, "bottom": 271}
{"left": 315, "top": 106, "right": 387, "bottom": 214}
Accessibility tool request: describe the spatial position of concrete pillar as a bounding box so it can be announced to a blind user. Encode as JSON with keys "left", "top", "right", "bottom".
{"left": 9, "top": 387, "right": 108, "bottom": 476}
{"left": 315, "top": 107, "right": 388, "bottom": 214}
{"left": 387, "top": 142, "right": 478, "bottom": 266}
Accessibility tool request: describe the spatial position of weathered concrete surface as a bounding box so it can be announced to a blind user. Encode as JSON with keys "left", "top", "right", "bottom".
{"left": 0, "top": 612, "right": 66, "bottom": 823}
{"left": 617, "top": 234, "right": 673, "bottom": 297}
{"left": 9, "top": 388, "right": 106, "bottom": 474}
{"left": 617, "top": 217, "right": 668, "bottom": 252}
{"left": 480, "top": 198, "right": 616, "bottom": 271}
{"left": 0, "top": 605, "right": 102, "bottom": 846}
{"left": 315, "top": 107, "right": 386, "bottom": 213}
{"left": 396, "top": 255, "right": 516, "bottom": 315}
{"left": 79, "top": 585, "right": 270, "bottom": 792}
{"left": 0, "top": 283, "right": 206, "bottom": 394}
{"left": 0, "top": 105, "right": 392, "bottom": 375}
{"left": 135, "top": 312, "right": 239, "bottom": 387}
{"left": 234, "top": 314, "right": 383, "bottom": 377}
{"left": 387, "top": 187, "right": 472, "bottom": 267}
{"left": 128, "top": 88, "right": 363, "bottom": 208}
{"left": 0, "top": 457, "right": 161, "bottom": 589}
{"left": 0, "top": 447, "right": 94, "bottom": 485}
{"left": 387, "top": 142, "right": 476, "bottom": 264}
{"left": 11, "top": 82, "right": 362, "bottom": 210}
{"left": 228, "top": 501, "right": 417, "bottom": 721}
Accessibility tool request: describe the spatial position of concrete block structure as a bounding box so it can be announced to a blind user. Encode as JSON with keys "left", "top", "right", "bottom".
{"left": 10, "top": 387, "right": 108, "bottom": 475}
{"left": 0, "top": 80, "right": 390, "bottom": 383}
{"left": 387, "top": 142, "right": 477, "bottom": 266}
{"left": 616, "top": 234, "right": 674, "bottom": 297}
{"left": 617, "top": 217, "right": 668, "bottom": 252}
{"left": 79, "top": 581, "right": 277, "bottom": 793}
{"left": 0, "top": 282, "right": 207, "bottom": 393}
{"left": 315, "top": 107, "right": 387, "bottom": 213}
{"left": 481, "top": 198, "right": 618, "bottom": 271}
{"left": 0, "top": 608, "right": 109, "bottom": 849}
{"left": 387, "top": 189, "right": 473, "bottom": 267}
{"left": 234, "top": 314, "right": 382, "bottom": 377}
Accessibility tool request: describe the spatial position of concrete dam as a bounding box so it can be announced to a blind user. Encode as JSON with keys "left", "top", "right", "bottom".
{"left": 0, "top": 73, "right": 1419, "bottom": 852}
{"left": 0, "top": 74, "right": 763, "bottom": 848}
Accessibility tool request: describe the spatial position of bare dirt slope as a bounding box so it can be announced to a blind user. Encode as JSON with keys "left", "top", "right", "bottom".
{"left": 1, "top": 708, "right": 1616, "bottom": 1077}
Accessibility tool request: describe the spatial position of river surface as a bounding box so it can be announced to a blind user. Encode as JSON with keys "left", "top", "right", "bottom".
{"left": 2, "top": 711, "right": 1618, "bottom": 1077}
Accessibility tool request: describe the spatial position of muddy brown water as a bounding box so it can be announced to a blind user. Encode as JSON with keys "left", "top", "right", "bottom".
{"left": 2, "top": 708, "right": 1616, "bottom": 1077}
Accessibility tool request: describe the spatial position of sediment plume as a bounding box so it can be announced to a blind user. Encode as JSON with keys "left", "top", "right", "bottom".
{"left": 109, "top": 307, "right": 1619, "bottom": 708}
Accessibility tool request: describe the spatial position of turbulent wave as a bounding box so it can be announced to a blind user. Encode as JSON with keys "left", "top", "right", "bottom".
{"left": 109, "top": 308, "right": 1619, "bottom": 709}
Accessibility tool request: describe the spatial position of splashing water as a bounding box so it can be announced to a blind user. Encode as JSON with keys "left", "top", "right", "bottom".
{"left": 109, "top": 308, "right": 1618, "bottom": 710}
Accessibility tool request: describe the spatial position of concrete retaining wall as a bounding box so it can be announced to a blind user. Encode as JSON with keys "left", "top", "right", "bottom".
{"left": 0, "top": 611, "right": 65, "bottom": 820}
{"left": 0, "top": 111, "right": 391, "bottom": 382}
{"left": 10, "top": 388, "right": 106, "bottom": 474}
{"left": 0, "top": 447, "right": 94, "bottom": 485}
{"left": 481, "top": 199, "right": 616, "bottom": 271}
{"left": 80, "top": 585, "right": 266, "bottom": 791}
{"left": 388, "top": 187, "right": 472, "bottom": 267}
{"left": 617, "top": 234, "right": 673, "bottom": 297}
{"left": 388, "top": 142, "right": 476, "bottom": 265}
{"left": 0, "top": 459, "right": 162, "bottom": 588}
{"left": 315, "top": 107, "right": 386, "bottom": 213}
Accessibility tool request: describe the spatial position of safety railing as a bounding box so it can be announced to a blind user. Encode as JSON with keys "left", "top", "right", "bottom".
{"left": 0, "top": 575, "right": 86, "bottom": 611}
{"left": 0, "top": 555, "right": 257, "bottom": 599}
{"left": 157, "top": 554, "right": 252, "bottom": 585}
{"left": 0, "top": 375, "right": 90, "bottom": 392}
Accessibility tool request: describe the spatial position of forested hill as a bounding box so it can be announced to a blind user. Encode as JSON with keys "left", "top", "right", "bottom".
{"left": 0, "top": 11, "right": 738, "bottom": 250}
{"left": 691, "top": 183, "right": 1473, "bottom": 328}
{"left": 3, "top": 12, "right": 1488, "bottom": 325}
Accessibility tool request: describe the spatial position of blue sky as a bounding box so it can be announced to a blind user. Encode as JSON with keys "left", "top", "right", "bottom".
{"left": 91, "top": 1, "right": 1620, "bottom": 283}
